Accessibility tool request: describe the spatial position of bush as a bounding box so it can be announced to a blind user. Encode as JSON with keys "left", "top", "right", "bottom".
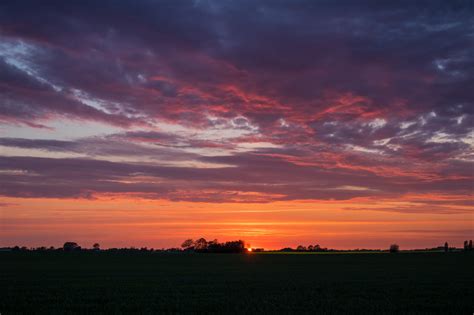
{"left": 389, "top": 244, "right": 399, "bottom": 253}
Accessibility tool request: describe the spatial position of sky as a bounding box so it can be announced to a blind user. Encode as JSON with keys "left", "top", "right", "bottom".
{"left": 0, "top": 0, "right": 473, "bottom": 250}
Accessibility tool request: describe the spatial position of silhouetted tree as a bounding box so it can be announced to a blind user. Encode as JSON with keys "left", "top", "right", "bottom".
{"left": 183, "top": 238, "right": 246, "bottom": 253}
{"left": 221, "top": 240, "right": 245, "bottom": 253}
{"left": 63, "top": 242, "right": 81, "bottom": 251}
{"left": 308, "top": 245, "right": 314, "bottom": 251}
{"left": 194, "top": 238, "right": 208, "bottom": 251}
{"left": 389, "top": 244, "right": 399, "bottom": 253}
{"left": 469, "top": 240, "right": 473, "bottom": 251}
{"left": 181, "top": 239, "right": 194, "bottom": 250}
{"left": 444, "top": 242, "right": 449, "bottom": 253}
{"left": 464, "top": 240, "right": 468, "bottom": 251}
{"left": 296, "top": 245, "right": 306, "bottom": 251}
{"left": 93, "top": 243, "right": 100, "bottom": 251}
{"left": 206, "top": 239, "right": 220, "bottom": 251}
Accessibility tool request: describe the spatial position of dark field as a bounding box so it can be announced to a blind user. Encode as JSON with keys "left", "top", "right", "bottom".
{"left": 1, "top": 251, "right": 473, "bottom": 314}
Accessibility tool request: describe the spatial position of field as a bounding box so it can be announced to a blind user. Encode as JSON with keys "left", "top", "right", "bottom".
{"left": 1, "top": 251, "right": 473, "bottom": 314}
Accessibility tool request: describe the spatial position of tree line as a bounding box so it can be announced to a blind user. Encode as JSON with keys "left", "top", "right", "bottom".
{"left": 2, "top": 239, "right": 473, "bottom": 253}
{"left": 181, "top": 238, "right": 246, "bottom": 253}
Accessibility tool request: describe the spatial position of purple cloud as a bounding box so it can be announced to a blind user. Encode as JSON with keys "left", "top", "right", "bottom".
{"left": 0, "top": 0, "right": 472, "bottom": 209}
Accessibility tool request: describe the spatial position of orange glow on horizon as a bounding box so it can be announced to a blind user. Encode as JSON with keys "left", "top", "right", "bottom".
{"left": 1, "top": 195, "right": 472, "bottom": 250}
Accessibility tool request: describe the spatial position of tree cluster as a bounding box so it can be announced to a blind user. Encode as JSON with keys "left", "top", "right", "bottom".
{"left": 63, "top": 242, "right": 82, "bottom": 251}
{"left": 181, "top": 238, "right": 246, "bottom": 253}
{"left": 296, "top": 244, "right": 328, "bottom": 252}
{"left": 277, "top": 244, "right": 328, "bottom": 252}
{"left": 463, "top": 240, "right": 473, "bottom": 251}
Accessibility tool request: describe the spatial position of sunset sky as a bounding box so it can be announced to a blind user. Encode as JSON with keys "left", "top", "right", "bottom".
{"left": 0, "top": 1, "right": 473, "bottom": 250}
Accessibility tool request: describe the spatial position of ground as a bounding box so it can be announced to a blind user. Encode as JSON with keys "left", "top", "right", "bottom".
{"left": 1, "top": 251, "right": 473, "bottom": 314}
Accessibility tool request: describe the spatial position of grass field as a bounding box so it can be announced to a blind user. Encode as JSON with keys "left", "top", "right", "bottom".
{"left": 1, "top": 251, "right": 473, "bottom": 314}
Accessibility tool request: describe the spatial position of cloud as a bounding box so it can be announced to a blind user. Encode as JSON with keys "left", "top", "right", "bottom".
{"left": 0, "top": 1, "right": 472, "bottom": 209}
{"left": 1, "top": 1, "right": 472, "bottom": 128}
{"left": 0, "top": 152, "right": 471, "bottom": 206}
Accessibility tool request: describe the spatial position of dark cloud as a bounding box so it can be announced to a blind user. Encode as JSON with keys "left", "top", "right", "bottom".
{"left": 0, "top": 58, "right": 139, "bottom": 127}
{"left": 0, "top": 152, "right": 471, "bottom": 205}
{"left": 0, "top": 1, "right": 472, "bottom": 206}
{"left": 0, "top": 136, "right": 200, "bottom": 161}
{"left": 1, "top": 0, "right": 472, "bottom": 126}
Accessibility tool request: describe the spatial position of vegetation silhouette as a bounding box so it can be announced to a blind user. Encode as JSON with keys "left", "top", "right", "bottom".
{"left": 63, "top": 242, "right": 81, "bottom": 252}
{"left": 389, "top": 244, "right": 400, "bottom": 253}
{"left": 463, "top": 240, "right": 473, "bottom": 251}
{"left": 2, "top": 240, "right": 473, "bottom": 254}
{"left": 181, "top": 238, "right": 246, "bottom": 253}
{"left": 279, "top": 244, "right": 328, "bottom": 252}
